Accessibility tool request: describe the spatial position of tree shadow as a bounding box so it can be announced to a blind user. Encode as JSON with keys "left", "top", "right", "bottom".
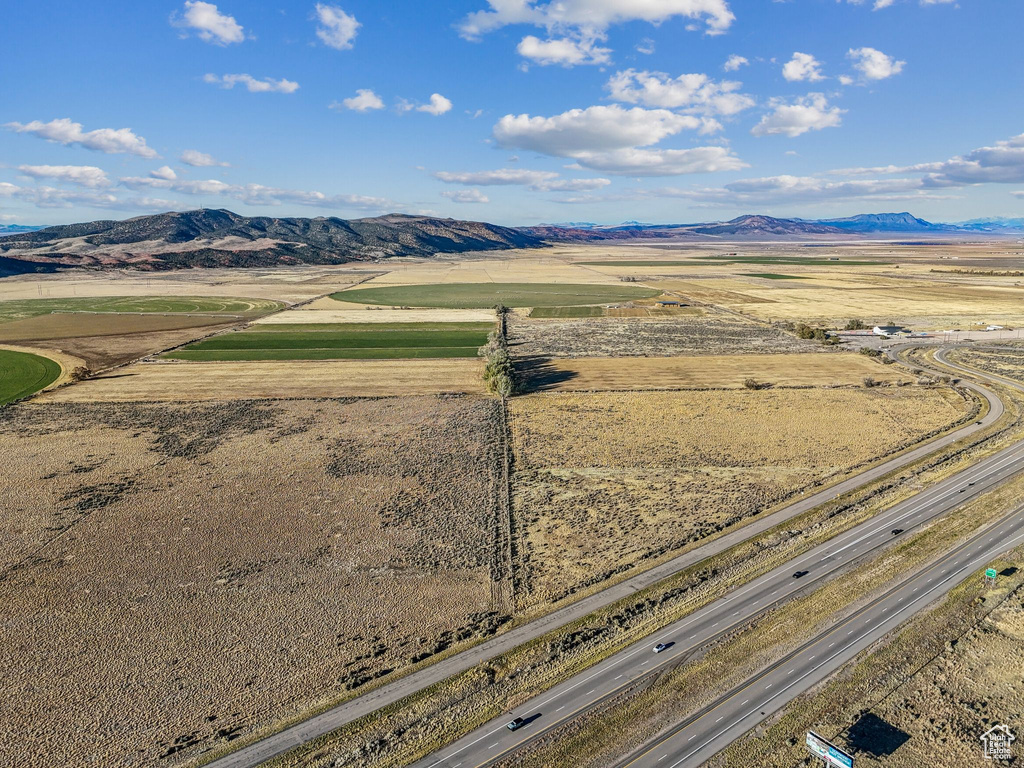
{"left": 516, "top": 356, "right": 579, "bottom": 393}
{"left": 846, "top": 713, "right": 911, "bottom": 757}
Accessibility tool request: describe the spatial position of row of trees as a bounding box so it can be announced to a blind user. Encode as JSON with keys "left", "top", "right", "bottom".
{"left": 481, "top": 304, "right": 518, "bottom": 397}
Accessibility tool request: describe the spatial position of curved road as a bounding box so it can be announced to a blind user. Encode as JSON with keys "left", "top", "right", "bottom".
{"left": 413, "top": 348, "right": 1024, "bottom": 768}
{"left": 206, "top": 348, "right": 1006, "bottom": 768}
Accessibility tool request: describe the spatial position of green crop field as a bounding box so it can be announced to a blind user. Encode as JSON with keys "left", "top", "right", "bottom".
{"left": 746, "top": 273, "right": 811, "bottom": 280}
{"left": 529, "top": 306, "right": 606, "bottom": 318}
{"left": 0, "top": 296, "right": 284, "bottom": 324}
{"left": 165, "top": 322, "right": 494, "bottom": 361}
{"left": 331, "top": 283, "right": 661, "bottom": 308}
{"left": 0, "top": 349, "right": 62, "bottom": 405}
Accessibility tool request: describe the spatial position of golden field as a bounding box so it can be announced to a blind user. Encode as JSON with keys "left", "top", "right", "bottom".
{"left": 508, "top": 387, "right": 971, "bottom": 607}
{"left": 35, "top": 358, "right": 487, "bottom": 401}
{"left": 519, "top": 352, "right": 906, "bottom": 391}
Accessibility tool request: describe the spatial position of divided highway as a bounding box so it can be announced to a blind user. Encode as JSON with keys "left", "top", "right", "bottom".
{"left": 414, "top": 429, "right": 1024, "bottom": 767}
{"left": 207, "top": 346, "right": 1012, "bottom": 768}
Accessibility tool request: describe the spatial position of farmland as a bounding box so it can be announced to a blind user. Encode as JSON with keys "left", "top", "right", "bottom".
{"left": 0, "top": 396, "right": 505, "bottom": 768}
{"left": 508, "top": 388, "right": 971, "bottom": 608}
{"left": 508, "top": 309, "right": 820, "bottom": 358}
{"left": 0, "top": 295, "right": 282, "bottom": 324}
{"left": 518, "top": 352, "right": 909, "bottom": 391}
{"left": 166, "top": 322, "right": 494, "bottom": 361}
{"left": 332, "top": 282, "right": 661, "bottom": 308}
{"left": 0, "top": 348, "right": 63, "bottom": 404}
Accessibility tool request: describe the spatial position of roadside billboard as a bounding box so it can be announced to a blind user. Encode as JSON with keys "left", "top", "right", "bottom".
{"left": 806, "top": 731, "right": 854, "bottom": 768}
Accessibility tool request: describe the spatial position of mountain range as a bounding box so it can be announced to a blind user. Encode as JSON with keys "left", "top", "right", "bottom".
{"left": 0, "top": 210, "right": 1020, "bottom": 273}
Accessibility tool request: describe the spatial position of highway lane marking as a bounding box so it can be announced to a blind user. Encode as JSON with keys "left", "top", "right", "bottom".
{"left": 487, "top": 743, "right": 498, "bottom": 750}
{"left": 615, "top": 675, "right": 623, "bottom": 680}
{"left": 556, "top": 706, "right": 565, "bottom": 712}
{"left": 660, "top": 526, "right": 1024, "bottom": 768}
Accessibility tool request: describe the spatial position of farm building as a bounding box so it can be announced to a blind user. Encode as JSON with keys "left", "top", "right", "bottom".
{"left": 873, "top": 325, "right": 909, "bottom": 336}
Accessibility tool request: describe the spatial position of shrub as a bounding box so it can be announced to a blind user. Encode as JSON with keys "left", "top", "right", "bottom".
{"left": 863, "top": 376, "right": 879, "bottom": 388}
{"left": 743, "top": 378, "right": 772, "bottom": 390}
{"left": 859, "top": 347, "right": 882, "bottom": 358}
{"left": 845, "top": 319, "right": 868, "bottom": 330}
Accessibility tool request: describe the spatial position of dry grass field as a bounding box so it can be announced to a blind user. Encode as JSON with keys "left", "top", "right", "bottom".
{"left": 519, "top": 352, "right": 909, "bottom": 391}
{"left": 508, "top": 387, "right": 971, "bottom": 607}
{"left": 35, "top": 358, "right": 487, "bottom": 401}
{"left": 948, "top": 345, "right": 1024, "bottom": 384}
{"left": 0, "top": 396, "right": 505, "bottom": 768}
{"left": 254, "top": 308, "right": 496, "bottom": 324}
{"left": 508, "top": 308, "right": 818, "bottom": 359}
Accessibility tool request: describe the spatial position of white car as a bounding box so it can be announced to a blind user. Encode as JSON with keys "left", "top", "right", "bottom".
{"left": 653, "top": 643, "right": 668, "bottom": 653}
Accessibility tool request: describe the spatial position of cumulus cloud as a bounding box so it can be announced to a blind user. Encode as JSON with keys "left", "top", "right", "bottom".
{"left": 18, "top": 164, "right": 110, "bottom": 188}
{"left": 0, "top": 182, "right": 120, "bottom": 209}
{"left": 923, "top": 133, "right": 1024, "bottom": 186}
{"left": 782, "top": 52, "right": 825, "bottom": 82}
{"left": 434, "top": 168, "right": 611, "bottom": 190}
{"left": 5, "top": 118, "right": 158, "bottom": 158}
{"left": 441, "top": 188, "right": 490, "bottom": 203}
{"left": 460, "top": 0, "right": 735, "bottom": 40}
{"left": 605, "top": 69, "right": 754, "bottom": 117}
{"left": 333, "top": 89, "right": 385, "bottom": 112}
{"left": 314, "top": 4, "right": 359, "bottom": 50}
{"left": 847, "top": 47, "right": 905, "bottom": 80}
{"left": 460, "top": 0, "right": 733, "bottom": 66}
{"left": 180, "top": 149, "right": 229, "bottom": 167}
{"left": 174, "top": 1, "right": 244, "bottom": 45}
{"left": 150, "top": 166, "right": 178, "bottom": 180}
{"left": 566, "top": 146, "right": 746, "bottom": 176}
{"left": 751, "top": 93, "right": 843, "bottom": 138}
{"left": 517, "top": 35, "right": 610, "bottom": 66}
{"left": 494, "top": 104, "right": 701, "bottom": 156}
{"left": 723, "top": 54, "right": 748, "bottom": 72}
{"left": 844, "top": 0, "right": 955, "bottom": 8}
{"left": 119, "top": 175, "right": 398, "bottom": 211}
{"left": 417, "top": 93, "right": 453, "bottom": 115}
{"left": 203, "top": 73, "right": 300, "bottom": 93}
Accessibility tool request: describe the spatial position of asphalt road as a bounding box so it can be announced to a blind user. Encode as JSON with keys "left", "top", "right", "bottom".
{"left": 205, "top": 351, "right": 1004, "bottom": 768}
{"left": 412, "top": 430, "right": 1024, "bottom": 768}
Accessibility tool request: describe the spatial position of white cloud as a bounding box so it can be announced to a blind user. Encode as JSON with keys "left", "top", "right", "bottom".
{"left": 334, "top": 89, "right": 385, "bottom": 112}
{"left": 434, "top": 168, "right": 611, "bottom": 190}
{"left": 494, "top": 104, "right": 701, "bottom": 156}
{"left": 314, "top": 4, "right": 360, "bottom": 50}
{"left": 605, "top": 69, "right": 754, "bottom": 117}
{"left": 923, "top": 133, "right": 1024, "bottom": 186}
{"left": 566, "top": 146, "right": 746, "bottom": 176}
{"left": 839, "top": 75, "right": 855, "bottom": 86}
{"left": 751, "top": 93, "right": 843, "bottom": 137}
{"left": 517, "top": 35, "right": 611, "bottom": 66}
{"left": 782, "top": 52, "right": 825, "bottom": 82}
{"left": 0, "top": 182, "right": 120, "bottom": 209}
{"left": 636, "top": 38, "right": 656, "bottom": 55}
{"left": 418, "top": 93, "right": 453, "bottom": 115}
{"left": 174, "top": 1, "right": 244, "bottom": 45}
{"left": 460, "top": 0, "right": 735, "bottom": 40}
{"left": 847, "top": 47, "right": 905, "bottom": 80}
{"left": 17, "top": 165, "right": 110, "bottom": 188}
{"left": 1012, "top": 190, "right": 1024, "bottom": 198}
{"left": 435, "top": 168, "right": 559, "bottom": 186}
{"left": 723, "top": 54, "right": 748, "bottom": 72}
{"left": 180, "top": 149, "right": 229, "bottom": 167}
{"left": 5, "top": 118, "right": 158, "bottom": 158}
{"left": 441, "top": 188, "right": 490, "bottom": 203}
{"left": 150, "top": 166, "right": 178, "bottom": 180}
{"left": 119, "top": 176, "right": 398, "bottom": 211}
{"left": 203, "top": 73, "right": 300, "bottom": 93}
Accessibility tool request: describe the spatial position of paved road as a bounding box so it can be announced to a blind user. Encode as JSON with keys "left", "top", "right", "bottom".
{"left": 620, "top": 507, "right": 1024, "bottom": 768}
{"left": 412, "top": 429, "right": 1024, "bottom": 768}
{"left": 205, "top": 349, "right": 1005, "bottom": 768}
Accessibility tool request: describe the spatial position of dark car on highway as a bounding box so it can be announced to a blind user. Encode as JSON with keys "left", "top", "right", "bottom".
{"left": 507, "top": 717, "right": 525, "bottom": 731}
{"left": 793, "top": 570, "right": 809, "bottom": 579}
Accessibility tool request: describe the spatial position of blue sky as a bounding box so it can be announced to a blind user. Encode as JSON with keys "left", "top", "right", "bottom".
{"left": 2, "top": 0, "right": 1022, "bottom": 225}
